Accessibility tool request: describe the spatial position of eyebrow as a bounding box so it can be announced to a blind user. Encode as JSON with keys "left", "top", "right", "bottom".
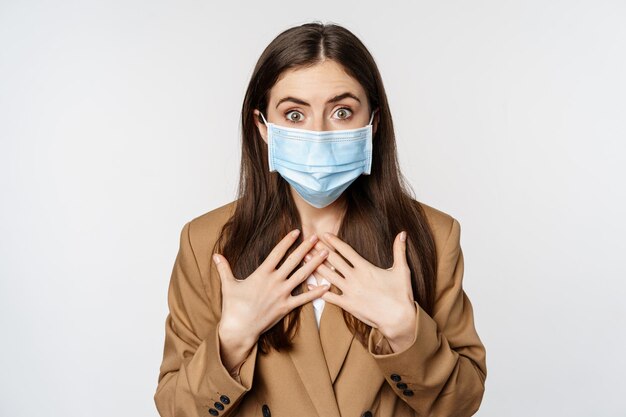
{"left": 275, "top": 92, "right": 361, "bottom": 109}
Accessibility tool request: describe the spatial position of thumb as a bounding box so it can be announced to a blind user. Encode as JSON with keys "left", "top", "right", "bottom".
{"left": 392, "top": 231, "right": 408, "bottom": 271}
{"left": 212, "top": 253, "right": 235, "bottom": 287}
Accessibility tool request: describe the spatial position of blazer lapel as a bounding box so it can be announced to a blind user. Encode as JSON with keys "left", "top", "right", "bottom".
{"left": 318, "top": 297, "right": 387, "bottom": 417}
{"left": 288, "top": 301, "right": 342, "bottom": 417}
{"left": 319, "top": 298, "right": 355, "bottom": 384}
{"left": 320, "top": 300, "right": 387, "bottom": 417}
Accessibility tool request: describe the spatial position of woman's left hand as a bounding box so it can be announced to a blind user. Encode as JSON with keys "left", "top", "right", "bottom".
{"left": 303, "top": 231, "right": 418, "bottom": 352}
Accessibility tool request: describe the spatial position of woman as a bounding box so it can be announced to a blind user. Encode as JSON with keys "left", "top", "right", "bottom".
{"left": 154, "top": 22, "right": 487, "bottom": 417}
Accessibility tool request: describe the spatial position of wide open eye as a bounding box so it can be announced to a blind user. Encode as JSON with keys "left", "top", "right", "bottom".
{"left": 333, "top": 107, "right": 353, "bottom": 120}
{"left": 285, "top": 110, "right": 304, "bottom": 123}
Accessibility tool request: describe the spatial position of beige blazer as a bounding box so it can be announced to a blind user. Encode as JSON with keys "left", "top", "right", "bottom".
{"left": 154, "top": 200, "right": 487, "bottom": 417}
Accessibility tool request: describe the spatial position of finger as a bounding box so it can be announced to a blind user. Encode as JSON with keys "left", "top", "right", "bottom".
{"left": 303, "top": 255, "right": 347, "bottom": 292}
{"left": 307, "top": 241, "right": 352, "bottom": 275}
{"left": 304, "top": 247, "right": 339, "bottom": 275}
{"left": 392, "top": 231, "right": 408, "bottom": 271}
{"left": 323, "top": 232, "right": 364, "bottom": 269}
{"left": 284, "top": 247, "right": 329, "bottom": 291}
{"left": 313, "top": 240, "right": 333, "bottom": 254}
{"left": 259, "top": 229, "right": 301, "bottom": 273}
{"left": 312, "top": 241, "right": 340, "bottom": 270}
{"left": 323, "top": 249, "right": 353, "bottom": 277}
{"left": 212, "top": 253, "right": 235, "bottom": 286}
{"left": 288, "top": 284, "right": 330, "bottom": 310}
{"left": 319, "top": 289, "right": 347, "bottom": 310}
{"left": 276, "top": 233, "right": 321, "bottom": 277}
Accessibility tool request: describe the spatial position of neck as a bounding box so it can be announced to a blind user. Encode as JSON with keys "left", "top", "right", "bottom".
{"left": 290, "top": 186, "right": 347, "bottom": 237}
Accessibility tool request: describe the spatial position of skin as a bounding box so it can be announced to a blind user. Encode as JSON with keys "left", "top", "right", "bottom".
{"left": 214, "top": 60, "right": 417, "bottom": 376}
{"left": 255, "top": 59, "right": 379, "bottom": 246}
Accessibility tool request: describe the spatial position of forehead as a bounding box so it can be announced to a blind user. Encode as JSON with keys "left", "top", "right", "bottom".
{"left": 269, "top": 60, "right": 367, "bottom": 105}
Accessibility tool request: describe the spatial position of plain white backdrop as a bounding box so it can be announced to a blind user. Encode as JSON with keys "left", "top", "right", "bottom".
{"left": 1, "top": 1, "right": 625, "bottom": 416}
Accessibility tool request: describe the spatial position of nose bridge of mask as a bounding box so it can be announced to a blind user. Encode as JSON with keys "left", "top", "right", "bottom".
{"left": 264, "top": 109, "right": 374, "bottom": 208}
{"left": 267, "top": 112, "right": 373, "bottom": 171}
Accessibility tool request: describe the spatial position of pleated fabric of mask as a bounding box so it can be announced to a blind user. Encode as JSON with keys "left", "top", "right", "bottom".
{"left": 261, "top": 111, "right": 375, "bottom": 208}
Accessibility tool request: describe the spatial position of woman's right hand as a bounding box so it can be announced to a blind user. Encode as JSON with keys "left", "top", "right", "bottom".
{"left": 212, "top": 229, "right": 330, "bottom": 351}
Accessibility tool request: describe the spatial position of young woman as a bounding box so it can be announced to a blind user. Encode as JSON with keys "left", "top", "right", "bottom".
{"left": 154, "top": 22, "right": 487, "bottom": 417}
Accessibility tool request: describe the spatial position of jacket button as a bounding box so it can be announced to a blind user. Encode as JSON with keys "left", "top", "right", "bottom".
{"left": 402, "top": 389, "right": 414, "bottom": 396}
{"left": 262, "top": 404, "right": 271, "bottom": 417}
{"left": 208, "top": 408, "right": 219, "bottom": 416}
{"left": 219, "top": 395, "right": 230, "bottom": 404}
{"left": 214, "top": 402, "right": 224, "bottom": 411}
{"left": 396, "top": 382, "right": 408, "bottom": 389}
{"left": 390, "top": 373, "right": 402, "bottom": 382}
{"left": 362, "top": 411, "right": 373, "bottom": 417}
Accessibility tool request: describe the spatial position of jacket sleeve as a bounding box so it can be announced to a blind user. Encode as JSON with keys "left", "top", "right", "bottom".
{"left": 367, "top": 218, "right": 487, "bottom": 417}
{"left": 154, "top": 221, "right": 259, "bottom": 417}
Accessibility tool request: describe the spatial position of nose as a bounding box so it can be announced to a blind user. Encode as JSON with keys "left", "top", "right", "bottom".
{"left": 311, "top": 115, "right": 327, "bottom": 132}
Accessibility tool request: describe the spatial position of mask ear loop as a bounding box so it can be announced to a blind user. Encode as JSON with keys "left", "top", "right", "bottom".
{"left": 368, "top": 108, "right": 380, "bottom": 126}
{"left": 260, "top": 112, "right": 269, "bottom": 126}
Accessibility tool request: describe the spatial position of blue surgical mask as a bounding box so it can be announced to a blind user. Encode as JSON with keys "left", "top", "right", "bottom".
{"left": 260, "top": 111, "right": 376, "bottom": 208}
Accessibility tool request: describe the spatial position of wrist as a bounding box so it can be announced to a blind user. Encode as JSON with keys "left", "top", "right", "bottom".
{"left": 377, "top": 302, "right": 417, "bottom": 349}
{"left": 218, "top": 320, "right": 258, "bottom": 352}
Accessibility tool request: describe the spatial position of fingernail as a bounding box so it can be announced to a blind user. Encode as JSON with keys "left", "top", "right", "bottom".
{"left": 400, "top": 231, "right": 407, "bottom": 242}
{"left": 319, "top": 249, "right": 328, "bottom": 257}
{"left": 304, "top": 254, "right": 312, "bottom": 261}
{"left": 291, "top": 229, "right": 300, "bottom": 237}
{"left": 307, "top": 284, "right": 314, "bottom": 290}
{"left": 309, "top": 233, "right": 318, "bottom": 243}
{"left": 213, "top": 254, "right": 221, "bottom": 264}
{"left": 321, "top": 284, "right": 330, "bottom": 289}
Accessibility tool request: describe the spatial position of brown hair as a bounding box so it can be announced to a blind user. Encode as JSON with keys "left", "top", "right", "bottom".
{"left": 214, "top": 21, "right": 437, "bottom": 354}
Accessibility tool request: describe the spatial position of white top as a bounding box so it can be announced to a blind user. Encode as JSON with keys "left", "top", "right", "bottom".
{"left": 306, "top": 274, "right": 330, "bottom": 328}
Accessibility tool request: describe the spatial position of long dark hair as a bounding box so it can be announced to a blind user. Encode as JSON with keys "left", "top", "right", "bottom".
{"left": 213, "top": 21, "right": 437, "bottom": 354}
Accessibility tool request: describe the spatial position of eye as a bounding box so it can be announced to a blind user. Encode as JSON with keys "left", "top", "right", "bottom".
{"left": 285, "top": 110, "right": 304, "bottom": 124}
{"left": 333, "top": 107, "right": 353, "bottom": 120}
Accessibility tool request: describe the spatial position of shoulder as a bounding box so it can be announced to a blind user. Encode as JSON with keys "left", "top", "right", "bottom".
{"left": 414, "top": 200, "right": 462, "bottom": 259}
{"left": 186, "top": 199, "right": 238, "bottom": 242}
{"left": 180, "top": 198, "right": 460, "bottom": 263}
{"left": 417, "top": 200, "right": 457, "bottom": 234}
{"left": 171, "top": 200, "right": 239, "bottom": 300}
{"left": 179, "top": 199, "right": 238, "bottom": 270}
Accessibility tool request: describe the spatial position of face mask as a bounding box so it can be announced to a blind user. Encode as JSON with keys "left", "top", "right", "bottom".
{"left": 260, "top": 111, "right": 375, "bottom": 208}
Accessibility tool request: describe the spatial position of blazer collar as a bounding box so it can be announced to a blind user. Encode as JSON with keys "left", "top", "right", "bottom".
{"left": 319, "top": 295, "right": 355, "bottom": 384}
{"left": 287, "top": 292, "right": 386, "bottom": 417}
{"left": 287, "top": 300, "right": 343, "bottom": 417}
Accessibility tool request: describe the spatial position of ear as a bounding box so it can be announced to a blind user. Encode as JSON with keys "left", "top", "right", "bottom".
{"left": 253, "top": 109, "right": 268, "bottom": 144}
{"left": 372, "top": 107, "right": 380, "bottom": 137}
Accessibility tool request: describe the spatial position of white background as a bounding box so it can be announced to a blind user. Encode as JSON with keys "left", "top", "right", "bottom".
{"left": 1, "top": 1, "right": 625, "bottom": 416}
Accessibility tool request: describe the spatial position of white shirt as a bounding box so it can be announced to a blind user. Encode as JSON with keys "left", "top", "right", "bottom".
{"left": 306, "top": 274, "right": 330, "bottom": 328}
